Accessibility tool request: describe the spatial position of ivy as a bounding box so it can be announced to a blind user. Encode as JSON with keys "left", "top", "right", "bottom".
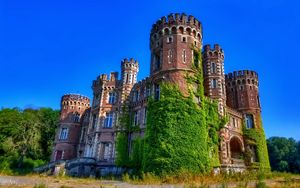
{"left": 142, "top": 83, "right": 211, "bottom": 175}
{"left": 243, "top": 117, "right": 270, "bottom": 170}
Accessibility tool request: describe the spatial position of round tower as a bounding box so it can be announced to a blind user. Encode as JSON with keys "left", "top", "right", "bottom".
{"left": 52, "top": 94, "right": 90, "bottom": 161}
{"left": 149, "top": 13, "right": 202, "bottom": 91}
{"left": 202, "top": 44, "right": 226, "bottom": 115}
{"left": 225, "top": 70, "right": 261, "bottom": 128}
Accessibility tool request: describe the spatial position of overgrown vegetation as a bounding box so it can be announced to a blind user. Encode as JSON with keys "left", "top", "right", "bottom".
{"left": 116, "top": 46, "right": 226, "bottom": 175}
{"left": 243, "top": 118, "right": 271, "bottom": 170}
{"left": 0, "top": 107, "right": 59, "bottom": 174}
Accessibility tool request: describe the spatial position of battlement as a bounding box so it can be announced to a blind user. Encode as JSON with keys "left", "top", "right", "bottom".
{"left": 203, "top": 44, "right": 224, "bottom": 59}
{"left": 61, "top": 94, "right": 90, "bottom": 102}
{"left": 225, "top": 70, "right": 258, "bottom": 80}
{"left": 150, "top": 13, "right": 202, "bottom": 37}
{"left": 121, "top": 58, "right": 139, "bottom": 71}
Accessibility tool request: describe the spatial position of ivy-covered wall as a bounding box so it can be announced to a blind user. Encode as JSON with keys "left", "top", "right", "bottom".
{"left": 243, "top": 117, "right": 270, "bottom": 170}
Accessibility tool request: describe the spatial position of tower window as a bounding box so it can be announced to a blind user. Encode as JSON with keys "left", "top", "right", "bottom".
{"left": 211, "top": 62, "right": 216, "bottom": 73}
{"left": 59, "top": 128, "right": 68, "bottom": 140}
{"left": 182, "top": 37, "right": 186, "bottom": 42}
{"left": 211, "top": 79, "right": 217, "bottom": 88}
{"left": 167, "top": 37, "right": 173, "bottom": 43}
{"left": 108, "top": 92, "right": 116, "bottom": 104}
{"left": 104, "top": 112, "right": 113, "bottom": 128}
{"left": 182, "top": 49, "right": 186, "bottom": 63}
{"left": 167, "top": 49, "right": 173, "bottom": 64}
{"left": 155, "top": 55, "right": 160, "bottom": 70}
{"left": 245, "top": 114, "right": 254, "bottom": 129}
{"left": 155, "top": 84, "right": 160, "bottom": 100}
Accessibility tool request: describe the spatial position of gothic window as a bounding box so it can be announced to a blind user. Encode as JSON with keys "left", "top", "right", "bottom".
{"left": 211, "top": 79, "right": 217, "bottom": 88}
{"left": 104, "top": 112, "right": 113, "bottom": 128}
{"left": 167, "top": 49, "right": 173, "bottom": 64}
{"left": 211, "top": 62, "right": 216, "bottom": 73}
{"left": 59, "top": 128, "right": 68, "bottom": 140}
{"left": 167, "top": 37, "right": 173, "bottom": 43}
{"left": 182, "top": 36, "right": 186, "bottom": 42}
{"left": 108, "top": 92, "right": 116, "bottom": 104}
{"left": 182, "top": 49, "right": 186, "bottom": 63}
{"left": 154, "top": 84, "right": 160, "bottom": 100}
{"left": 245, "top": 114, "right": 254, "bottom": 129}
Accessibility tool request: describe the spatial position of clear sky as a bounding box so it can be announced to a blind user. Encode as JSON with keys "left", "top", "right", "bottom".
{"left": 0, "top": 0, "right": 299, "bottom": 140}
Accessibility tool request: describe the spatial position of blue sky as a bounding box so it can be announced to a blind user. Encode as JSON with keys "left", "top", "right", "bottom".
{"left": 0, "top": 0, "right": 299, "bottom": 140}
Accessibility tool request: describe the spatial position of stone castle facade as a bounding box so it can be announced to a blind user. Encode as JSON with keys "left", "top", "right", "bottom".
{"left": 51, "top": 13, "right": 263, "bottom": 175}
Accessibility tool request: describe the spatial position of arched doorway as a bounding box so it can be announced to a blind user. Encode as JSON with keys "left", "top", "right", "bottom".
{"left": 230, "top": 137, "right": 243, "bottom": 159}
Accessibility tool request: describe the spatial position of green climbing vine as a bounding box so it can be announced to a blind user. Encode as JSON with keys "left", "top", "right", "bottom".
{"left": 243, "top": 117, "right": 270, "bottom": 170}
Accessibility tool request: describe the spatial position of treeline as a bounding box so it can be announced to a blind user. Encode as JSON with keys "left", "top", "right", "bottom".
{"left": 0, "top": 108, "right": 59, "bottom": 174}
{"left": 267, "top": 137, "right": 300, "bottom": 173}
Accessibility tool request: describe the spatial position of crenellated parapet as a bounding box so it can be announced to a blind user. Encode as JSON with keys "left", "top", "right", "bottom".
{"left": 61, "top": 94, "right": 90, "bottom": 112}
{"left": 203, "top": 44, "right": 224, "bottom": 60}
{"left": 225, "top": 70, "right": 258, "bottom": 86}
{"left": 150, "top": 13, "right": 202, "bottom": 38}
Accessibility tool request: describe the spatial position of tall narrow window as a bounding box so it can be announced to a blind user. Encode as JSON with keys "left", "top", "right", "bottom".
{"left": 155, "top": 55, "right": 160, "bottom": 70}
{"left": 103, "top": 143, "right": 111, "bottom": 160}
{"left": 108, "top": 92, "right": 116, "bottom": 104}
{"left": 245, "top": 114, "right": 254, "bottom": 129}
{"left": 144, "top": 108, "right": 147, "bottom": 125}
{"left": 92, "top": 114, "right": 97, "bottom": 129}
{"left": 126, "top": 73, "right": 129, "bottom": 83}
{"left": 133, "top": 111, "right": 139, "bottom": 126}
{"left": 211, "top": 62, "right": 216, "bottom": 73}
{"left": 211, "top": 79, "right": 217, "bottom": 88}
{"left": 155, "top": 84, "right": 160, "bottom": 100}
{"left": 182, "top": 49, "right": 186, "bottom": 63}
{"left": 167, "top": 49, "right": 173, "bottom": 64}
{"left": 59, "top": 128, "right": 68, "bottom": 140}
{"left": 104, "top": 112, "right": 113, "bottom": 128}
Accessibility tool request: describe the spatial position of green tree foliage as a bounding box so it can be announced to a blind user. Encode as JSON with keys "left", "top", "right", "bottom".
{"left": 0, "top": 107, "right": 59, "bottom": 174}
{"left": 267, "top": 137, "right": 300, "bottom": 173}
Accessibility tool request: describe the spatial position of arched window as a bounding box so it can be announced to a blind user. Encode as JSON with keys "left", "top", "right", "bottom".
{"left": 211, "top": 62, "right": 216, "bottom": 73}
{"left": 104, "top": 112, "right": 113, "bottom": 128}
{"left": 59, "top": 128, "right": 68, "bottom": 140}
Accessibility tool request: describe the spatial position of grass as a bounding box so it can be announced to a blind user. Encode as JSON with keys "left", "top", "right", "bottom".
{"left": 0, "top": 171, "right": 299, "bottom": 187}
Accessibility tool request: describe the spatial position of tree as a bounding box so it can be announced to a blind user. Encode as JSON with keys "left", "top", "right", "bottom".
{"left": 267, "top": 137, "right": 299, "bottom": 173}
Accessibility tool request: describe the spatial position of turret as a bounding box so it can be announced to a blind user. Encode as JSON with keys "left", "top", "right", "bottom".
{"left": 203, "top": 44, "right": 226, "bottom": 115}
{"left": 149, "top": 13, "right": 203, "bottom": 75}
{"left": 52, "top": 94, "right": 90, "bottom": 161}
{"left": 225, "top": 70, "right": 261, "bottom": 128}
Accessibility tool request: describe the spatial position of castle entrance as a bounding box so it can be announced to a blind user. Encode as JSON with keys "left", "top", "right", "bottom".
{"left": 229, "top": 137, "right": 244, "bottom": 165}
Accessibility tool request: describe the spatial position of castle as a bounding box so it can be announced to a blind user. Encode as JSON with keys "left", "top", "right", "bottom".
{"left": 50, "top": 13, "right": 266, "bottom": 176}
